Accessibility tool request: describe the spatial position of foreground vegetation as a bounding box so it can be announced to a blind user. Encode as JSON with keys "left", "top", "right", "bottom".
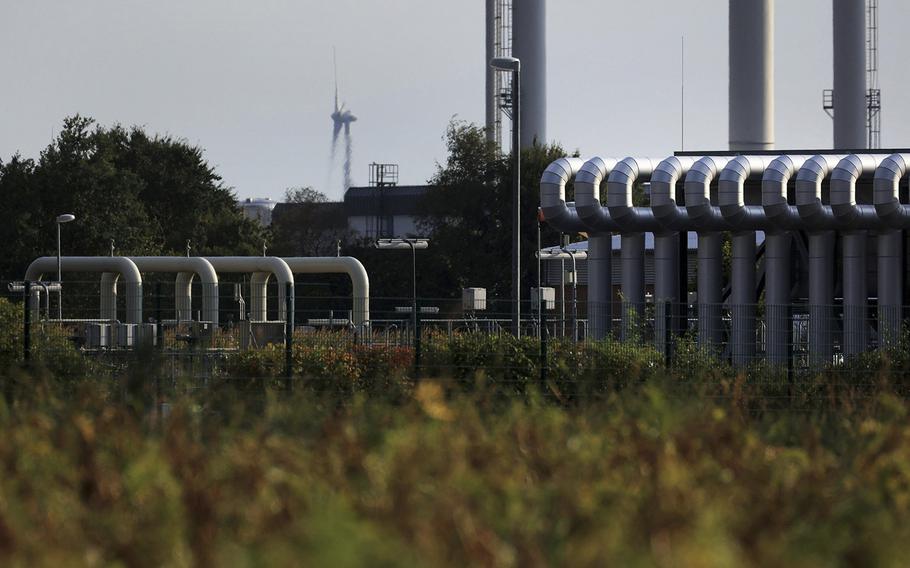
{"left": 0, "top": 344, "right": 908, "bottom": 566}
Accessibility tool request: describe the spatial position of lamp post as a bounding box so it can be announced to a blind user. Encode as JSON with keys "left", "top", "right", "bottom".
{"left": 55, "top": 213, "right": 76, "bottom": 320}
{"left": 491, "top": 56, "right": 521, "bottom": 335}
{"left": 376, "top": 238, "right": 429, "bottom": 334}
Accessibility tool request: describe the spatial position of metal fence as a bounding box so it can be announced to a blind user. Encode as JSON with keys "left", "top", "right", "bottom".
{"left": 4, "top": 280, "right": 910, "bottom": 396}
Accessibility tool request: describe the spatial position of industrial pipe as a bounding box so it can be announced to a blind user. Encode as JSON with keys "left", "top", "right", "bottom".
{"left": 205, "top": 257, "right": 294, "bottom": 322}
{"left": 542, "top": 156, "right": 613, "bottom": 339}
{"left": 540, "top": 157, "right": 588, "bottom": 233}
{"left": 282, "top": 257, "right": 370, "bottom": 331}
{"left": 651, "top": 156, "right": 699, "bottom": 355}
{"left": 762, "top": 155, "right": 811, "bottom": 365}
{"left": 719, "top": 155, "right": 776, "bottom": 366}
{"left": 685, "top": 156, "right": 733, "bottom": 349}
{"left": 873, "top": 154, "right": 910, "bottom": 345}
{"left": 796, "top": 155, "right": 845, "bottom": 364}
{"left": 130, "top": 257, "right": 219, "bottom": 325}
{"left": 830, "top": 154, "right": 887, "bottom": 356}
{"left": 25, "top": 256, "right": 143, "bottom": 324}
{"left": 605, "top": 157, "right": 661, "bottom": 341}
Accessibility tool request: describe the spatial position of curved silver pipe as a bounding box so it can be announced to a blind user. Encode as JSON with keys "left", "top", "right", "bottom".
{"left": 761, "top": 155, "right": 811, "bottom": 366}
{"left": 685, "top": 156, "right": 733, "bottom": 349}
{"left": 874, "top": 154, "right": 910, "bottom": 346}
{"left": 25, "top": 256, "right": 143, "bottom": 324}
{"left": 796, "top": 155, "right": 845, "bottom": 365}
{"left": 575, "top": 156, "right": 619, "bottom": 232}
{"left": 830, "top": 154, "right": 885, "bottom": 229}
{"left": 651, "top": 156, "right": 698, "bottom": 355}
{"left": 540, "top": 157, "right": 588, "bottom": 233}
{"left": 130, "top": 257, "right": 220, "bottom": 325}
{"left": 607, "top": 157, "right": 662, "bottom": 231}
{"left": 282, "top": 257, "right": 370, "bottom": 332}
{"left": 830, "top": 155, "right": 888, "bottom": 356}
{"left": 874, "top": 153, "right": 910, "bottom": 228}
{"left": 651, "top": 156, "right": 696, "bottom": 230}
{"left": 718, "top": 155, "right": 777, "bottom": 366}
{"left": 205, "top": 257, "right": 294, "bottom": 322}
{"left": 560, "top": 156, "right": 617, "bottom": 339}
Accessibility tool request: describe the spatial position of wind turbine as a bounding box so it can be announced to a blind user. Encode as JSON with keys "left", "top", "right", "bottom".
{"left": 330, "top": 49, "right": 357, "bottom": 192}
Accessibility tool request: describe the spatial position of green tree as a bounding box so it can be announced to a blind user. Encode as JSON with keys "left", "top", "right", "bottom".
{"left": 270, "top": 187, "right": 351, "bottom": 257}
{"left": 0, "top": 116, "right": 265, "bottom": 279}
{"left": 413, "top": 120, "right": 574, "bottom": 300}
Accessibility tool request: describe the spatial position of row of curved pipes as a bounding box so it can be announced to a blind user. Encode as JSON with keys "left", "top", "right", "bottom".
{"left": 24, "top": 256, "right": 370, "bottom": 330}
{"left": 541, "top": 152, "right": 910, "bottom": 366}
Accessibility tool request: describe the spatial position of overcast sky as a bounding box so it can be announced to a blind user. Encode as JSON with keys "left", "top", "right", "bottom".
{"left": 2, "top": 1, "right": 910, "bottom": 202}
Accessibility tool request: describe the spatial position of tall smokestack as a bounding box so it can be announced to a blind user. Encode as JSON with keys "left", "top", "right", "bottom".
{"left": 832, "top": 0, "right": 867, "bottom": 149}
{"left": 729, "top": 0, "right": 774, "bottom": 151}
{"left": 512, "top": 0, "right": 546, "bottom": 148}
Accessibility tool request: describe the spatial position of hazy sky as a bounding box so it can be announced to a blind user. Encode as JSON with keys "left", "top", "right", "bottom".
{"left": 2, "top": 1, "right": 910, "bottom": 202}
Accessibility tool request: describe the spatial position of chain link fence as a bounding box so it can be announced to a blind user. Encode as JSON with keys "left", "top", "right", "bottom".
{"left": 3, "top": 280, "right": 910, "bottom": 402}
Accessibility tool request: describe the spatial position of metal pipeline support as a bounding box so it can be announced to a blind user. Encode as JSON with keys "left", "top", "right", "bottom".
{"left": 685, "top": 156, "right": 733, "bottom": 349}
{"left": 587, "top": 234, "right": 613, "bottom": 340}
{"left": 250, "top": 272, "right": 269, "bottom": 321}
{"left": 282, "top": 257, "right": 370, "bottom": 331}
{"left": 719, "top": 155, "right": 777, "bottom": 366}
{"left": 175, "top": 272, "right": 193, "bottom": 321}
{"left": 100, "top": 272, "right": 118, "bottom": 321}
{"left": 830, "top": 155, "right": 887, "bottom": 356}
{"left": 24, "top": 256, "right": 143, "bottom": 323}
{"left": 205, "top": 257, "right": 294, "bottom": 322}
{"left": 796, "top": 155, "right": 845, "bottom": 365}
{"left": 761, "top": 155, "right": 811, "bottom": 366}
{"left": 130, "top": 257, "right": 219, "bottom": 325}
{"left": 540, "top": 157, "right": 589, "bottom": 233}
{"left": 606, "top": 157, "right": 660, "bottom": 339}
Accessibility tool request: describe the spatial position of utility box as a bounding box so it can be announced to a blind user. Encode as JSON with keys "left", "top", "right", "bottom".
{"left": 531, "top": 287, "right": 556, "bottom": 311}
{"left": 462, "top": 288, "right": 487, "bottom": 311}
{"left": 85, "top": 323, "right": 111, "bottom": 348}
{"left": 240, "top": 321, "right": 286, "bottom": 349}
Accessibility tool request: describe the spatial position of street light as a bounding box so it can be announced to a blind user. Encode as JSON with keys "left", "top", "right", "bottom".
{"left": 376, "top": 238, "right": 429, "bottom": 332}
{"left": 55, "top": 213, "right": 76, "bottom": 320}
{"left": 490, "top": 56, "right": 521, "bottom": 336}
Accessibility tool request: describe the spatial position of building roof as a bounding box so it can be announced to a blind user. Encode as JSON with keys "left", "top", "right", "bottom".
{"left": 343, "top": 185, "right": 431, "bottom": 217}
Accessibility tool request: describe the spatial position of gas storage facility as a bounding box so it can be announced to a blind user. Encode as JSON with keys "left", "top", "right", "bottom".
{"left": 15, "top": 0, "right": 910, "bottom": 371}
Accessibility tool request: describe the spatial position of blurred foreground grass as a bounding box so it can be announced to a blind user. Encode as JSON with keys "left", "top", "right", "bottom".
{"left": 0, "top": 358, "right": 908, "bottom": 568}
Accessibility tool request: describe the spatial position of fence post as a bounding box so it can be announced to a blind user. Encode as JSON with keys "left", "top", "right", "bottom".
{"left": 414, "top": 303, "right": 421, "bottom": 379}
{"left": 540, "top": 308, "right": 548, "bottom": 384}
{"left": 155, "top": 281, "right": 163, "bottom": 349}
{"left": 23, "top": 281, "right": 31, "bottom": 364}
{"left": 285, "top": 282, "right": 294, "bottom": 391}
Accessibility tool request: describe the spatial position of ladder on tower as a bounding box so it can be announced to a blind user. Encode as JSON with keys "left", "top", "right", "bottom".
{"left": 492, "top": 0, "right": 513, "bottom": 152}
{"left": 866, "top": 0, "right": 881, "bottom": 149}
